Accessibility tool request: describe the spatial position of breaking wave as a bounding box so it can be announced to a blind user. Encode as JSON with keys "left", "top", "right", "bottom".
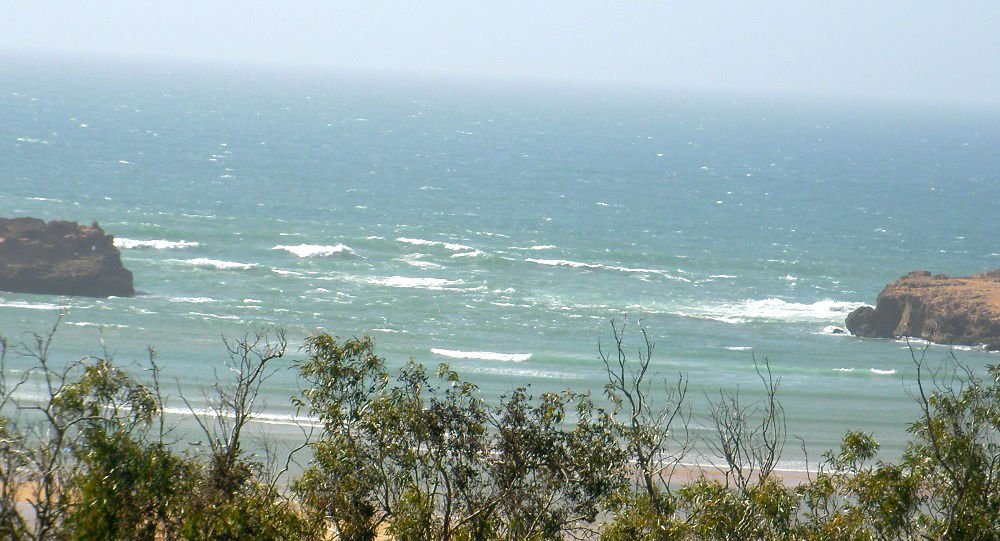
{"left": 675, "top": 298, "right": 862, "bottom": 324}
{"left": 431, "top": 348, "right": 532, "bottom": 362}
{"left": 511, "top": 244, "right": 556, "bottom": 251}
{"left": 398, "top": 253, "right": 445, "bottom": 269}
{"left": 368, "top": 276, "right": 470, "bottom": 291}
{"left": 176, "top": 258, "right": 257, "bottom": 270}
{"left": 272, "top": 243, "right": 356, "bottom": 258}
{"left": 396, "top": 237, "right": 476, "bottom": 252}
{"left": 115, "top": 238, "right": 200, "bottom": 250}
{"left": 525, "top": 258, "right": 689, "bottom": 281}
{"left": 168, "top": 297, "right": 217, "bottom": 304}
{"left": 0, "top": 300, "right": 63, "bottom": 310}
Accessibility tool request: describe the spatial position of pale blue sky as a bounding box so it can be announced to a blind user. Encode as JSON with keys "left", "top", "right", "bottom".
{"left": 2, "top": 1, "right": 998, "bottom": 104}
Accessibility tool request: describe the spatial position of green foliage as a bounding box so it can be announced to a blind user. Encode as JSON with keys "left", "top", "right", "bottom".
{"left": 295, "top": 333, "right": 627, "bottom": 541}
{"left": 177, "top": 486, "right": 316, "bottom": 541}
{"left": 902, "top": 359, "right": 1000, "bottom": 540}
{"left": 2, "top": 324, "right": 1000, "bottom": 540}
{"left": 600, "top": 493, "right": 683, "bottom": 541}
{"left": 0, "top": 326, "right": 314, "bottom": 541}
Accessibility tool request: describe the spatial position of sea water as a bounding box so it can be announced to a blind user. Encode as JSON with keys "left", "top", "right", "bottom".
{"left": 1, "top": 58, "right": 998, "bottom": 468}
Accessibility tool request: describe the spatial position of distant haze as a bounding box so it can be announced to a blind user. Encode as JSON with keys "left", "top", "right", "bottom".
{"left": 2, "top": 1, "right": 998, "bottom": 105}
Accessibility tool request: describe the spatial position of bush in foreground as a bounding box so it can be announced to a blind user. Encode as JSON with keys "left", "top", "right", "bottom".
{"left": 0, "top": 321, "right": 997, "bottom": 540}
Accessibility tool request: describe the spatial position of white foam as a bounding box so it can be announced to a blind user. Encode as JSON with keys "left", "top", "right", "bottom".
{"left": 833, "top": 368, "right": 856, "bottom": 373}
{"left": 525, "top": 258, "right": 689, "bottom": 280}
{"left": 188, "top": 312, "right": 241, "bottom": 321}
{"left": 527, "top": 258, "right": 596, "bottom": 269}
{"left": 160, "top": 406, "right": 320, "bottom": 428}
{"left": 272, "top": 243, "right": 356, "bottom": 258}
{"left": 396, "top": 237, "right": 438, "bottom": 247}
{"left": 870, "top": 368, "right": 897, "bottom": 375}
{"left": 678, "top": 298, "right": 862, "bottom": 324}
{"left": 242, "top": 298, "right": 262, "bottom": 304}
{"left": 431, "top": 348, "right": 532, "bottom": 362}
{"left": 398, "top": 253, "right": 445, "bottom": 269}
{"left": 724, "top": 346, "right": 753, "bottom": 351}
{"left": 169, "top": 297, "right": 217, "bottom": 303}
{"left": 369, "top": 276, "right": 465, "bottom": 290}
{"left": 467, "top": 366, "right": 577, "bottom": 379}
{"left": 179, "top": 258, "right": 257, "bottom": 270}
{"left": 511, "top": 245, "right": 556, "bottom": 251}
{"left": 115, "top": 238, "right": 200, "bottom": 250}
{"left": 451, "top": 250, "right": 483, "bottom": 258}
{"left": 396, "top": 237, "right": 475, "bottom": 252}
{"left": 818, "top": 325, "right": 849, "bottom": 336}
{"left": 66, "top": 322, "right": 130, "bottom": 329}
{"left": 0, "top": 300, "right": 62, "bottom": 310}
{"left": 710, "top": 274, "right": 738, "bottom": 279}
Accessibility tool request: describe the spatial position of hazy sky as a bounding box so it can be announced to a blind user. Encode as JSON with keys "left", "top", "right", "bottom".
{"left": 2, "top": 1, "right": 998, "bottom": 104}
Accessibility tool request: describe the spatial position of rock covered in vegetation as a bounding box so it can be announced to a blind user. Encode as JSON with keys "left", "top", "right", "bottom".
{"left": 846, "top": 270, "right": 1000, "bottom": 350}
{"left": 0, "top": 217, "right": 134, "bottom": 297}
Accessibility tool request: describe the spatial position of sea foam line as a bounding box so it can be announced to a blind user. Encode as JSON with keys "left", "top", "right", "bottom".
{"left": 174, "top": 258, "right": 257, "bottom": 270}
{"left": 431, "top": 348, "right": 532, "bottom": 362}
{"left": 675, "top": 298, "right": 863, "bottom": 324}
{"left": 511, "top": 244, "right": 556, "bottom": 251}
{"left": 115, "top": 238, "right": 200, "bottom": 250}
{"left": 525, "top": 258, "right": 689, "bottom": 281}
{"left": 272, "top": 243, "right": 356, "bottom": 258}
{"left": 66, "top": 322, "right": 132, "bottom": 329}
{"left": 169, "top": 297, "right": 217, "bottom": 304}
{"left": 396, "top": 237, "right": 476, "bottom": 252}
{"left": 0, "top": 300, "right": 63, "bottom": 310}
{"left": 160, "top": 407, "right": 320, "bottom": 428}
{"left": 368, "top": 276, "right": 469, "bottom": 291}
{"left": 398, "top": 253, "right": 445, "bottom": 269}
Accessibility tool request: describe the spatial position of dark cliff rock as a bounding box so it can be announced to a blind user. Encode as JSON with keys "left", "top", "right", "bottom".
{"left": 0, "top": 217, "right": 134, "bottom": 297}
{"left": 846, "top": 270, "right": 1000, "bottom": 351}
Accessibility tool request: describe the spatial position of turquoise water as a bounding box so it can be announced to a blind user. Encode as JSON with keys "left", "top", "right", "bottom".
{"left": 2, "top": 59, "right": 999, "bottom": 467}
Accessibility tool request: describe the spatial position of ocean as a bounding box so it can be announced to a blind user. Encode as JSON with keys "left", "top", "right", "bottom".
{"left": 2, "top": 58, "right": 998, "bottom": 469}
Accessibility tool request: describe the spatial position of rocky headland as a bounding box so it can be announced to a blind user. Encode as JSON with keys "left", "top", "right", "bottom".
{"left": 0, "top": 217, "right": 134, "bottom": 298}
{"left": 846, "top": 270, "right": 1000, "bottom": 351}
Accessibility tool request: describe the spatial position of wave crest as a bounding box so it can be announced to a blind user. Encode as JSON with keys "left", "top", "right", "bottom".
{"left": 431, "top": 348, "right": 532, "bottom": 362}
{"left": 525, "top": 258, "right": 689, "bottom": 281}
{"left": 115, "top": 238, "right": 200, "bottom": 250}
{"left": 369, "top": 276, "right": 466, "bottom": 290}
{"left": 396, "top": 237, "right": 476, "bottom": 252}
{"left": 0, "top": 300, "right": 63, "bottom": 310}
{"left": 272, "top": 243, "right": 356, "bottom": 258}
{"left": 676, "top": 298, "right": 862, "bottom": 324}
{"left": 178, "top": 258, "right": 257, "bottom": 270}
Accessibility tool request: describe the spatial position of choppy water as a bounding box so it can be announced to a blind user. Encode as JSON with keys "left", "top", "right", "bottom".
{"left": 2, "top": 58, "right": 999, "bottom": 467}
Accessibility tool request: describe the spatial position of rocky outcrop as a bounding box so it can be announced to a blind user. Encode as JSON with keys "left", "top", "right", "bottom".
{"left": 846, "top": 270, "right": 1000, "bottom": 351}
{"left": 0, "top": 217, "right": 134, "bottom": 297}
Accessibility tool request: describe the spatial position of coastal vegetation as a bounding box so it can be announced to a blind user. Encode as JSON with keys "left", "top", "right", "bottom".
{"left": 0, "top": 320, "right": 997, "bottom": 540}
